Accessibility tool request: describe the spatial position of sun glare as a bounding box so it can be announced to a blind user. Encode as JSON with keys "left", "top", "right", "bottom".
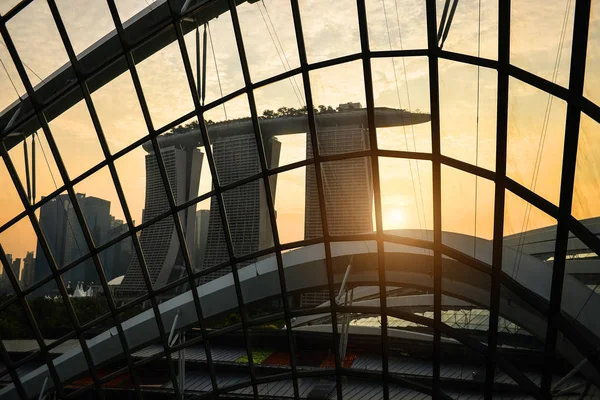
{"left": 388, "top": 209, "right": 406, "bottom": 229}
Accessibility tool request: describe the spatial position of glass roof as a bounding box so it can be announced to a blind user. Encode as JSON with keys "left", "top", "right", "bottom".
{"left": 1, "top": 0, "right": 600, "bottom": 399}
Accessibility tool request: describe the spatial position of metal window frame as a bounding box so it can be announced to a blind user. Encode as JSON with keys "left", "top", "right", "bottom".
{"left": 1, "top": 0, "right": 600, "bottom": 399}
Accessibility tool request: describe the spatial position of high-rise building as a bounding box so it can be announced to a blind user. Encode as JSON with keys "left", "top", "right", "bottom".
{"left": 194, "top": 210, "right": 210, "bottom": 271}
{"left": 21, "top": 252, "right": 35, "bottom": 288}
{"left": 101, "top": 218, "right": 133, "bottom": 281}
{"left": 11, "top": 258, "right": 21, "bottom": 282}
{"left": 118, "top": 146, "right": 202, "bottom": 297}
{"left": 302, "top": 111, "right": 373, "bottom": 307}
{"left": 33, "top": 194, "right": 114, "bottom": 295}
{"left": 200, "top": 135, "right": 280, "bottom": 284}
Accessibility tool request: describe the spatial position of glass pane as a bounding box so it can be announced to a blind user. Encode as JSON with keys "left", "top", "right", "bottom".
{"left": 442, "top": 165, "right": 494, "bottom": 262}
{"left": 511, "top": 0, "right": 574, "bottom": 87}
{"left": 161, "top": 116, "right": 213, "bottom": 205}
{"left": 205, "top": 94, "right": 263, "bottom": 187}
{"left": 503, "top": 190, "right": 557, "bottom": 297}
{"left": 181, "top": 3, "right": 244, "bottom": 105}
{"left": 309, "top": 61, "right": 368, "bottom": 157}
{"left": 26, "top": 284, "right": 73, "bottom": 339}
{"left": 5, "top": 0, "right": 70, "bottom": 85}
{"left": 113, "top": 0, "right": 151, "bottom": 24}
{"left": 133, "top": 27, "right": 195, "bottom": 130}
{"left": 0, "top": 154, "right": 23, "bottom": 227}
{"left": 5, "top": 116, "right": 64, "bottom": 206}
{"left": 379, "top": 157, "right": 433, "bottom": 240}
{"left": 366, "top": 0, "right": 427, "bottom": 51}
{"left": 298, "top": 0, "right": 361, "bottom": 63}
{"left": 36, "top": 192, "right": 91, "bottom": 270}
{"left": 99, "top": 235, "right": 134, "bottom": 285}
{"left": 560, "top": 231, "right": 600, "bottom": 330}
{"left": 1, "top": 214, "right": 60, "bottom": 291}
{"left": 197, "top": 196, "right": 231, "bottom": 285}
{"left": 222, "top": 178, "right": 274, "bottom": 260}
{"left": 320, "top": 157, "right": 374, "bottom": 237}
{"left": 584, "top": 2, "right": 600, "bottom": 105}
{"left": 507, "top": 77, "right": 566, "bottom": 206}
{"left": 440, "top": 60, "right": 497, "bottom": 170}
{"left": 0, "top": 36, "right": 26, "bottom": 110}
{"left": 253, "top": 75, "right": 307, "bottom": 169}
{"left": 114, "top": 140, "right": 170, "bottom": 228}
{"left": 88, "top": 62, "right": 148, "bottom": 154}
{"left": 63, "top": 262, "right": 111, "bottom": 326}
{"left": 237, "top": 0, "right": 300, "bottom": 83}
{"left": 0, "top": 300, "right": 41, "bottom": 356}
{"left": 55, "top": 0, "right": 116, "bottom": 58}
{"left": 436, "top": 0, "right": 498, "bottom": 60}
{"left": 372, "top": 56, "right": 432, "bottom": 153}
{"left": 46, "top": 89, "right": 106, "bottom": 180}
{"left": 72, "top": 167, "right": 125, "bottom": 248}
{"left": 269, "top": 166, "right": 312, "bottom": 245}
{"left": 572, "top": 112, "right": 600, "bottom": 222}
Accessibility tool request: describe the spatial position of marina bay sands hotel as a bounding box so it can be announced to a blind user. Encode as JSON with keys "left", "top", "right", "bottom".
{"left": 116, "top": 106, "right": 430, "bottom": 298}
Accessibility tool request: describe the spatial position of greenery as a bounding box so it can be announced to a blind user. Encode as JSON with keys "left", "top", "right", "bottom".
{"left": 235, "top": 350, "right": 272, "bottom": 364}
{"left": 0, "top": 295, "right": 143, "bottom": 340}
{"left": 167, "top": 104, "right": 351, "bottom": 135}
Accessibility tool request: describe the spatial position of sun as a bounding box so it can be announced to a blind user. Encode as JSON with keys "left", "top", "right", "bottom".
{"left": 388, "top": 209, "right": 406, "bottom": 228}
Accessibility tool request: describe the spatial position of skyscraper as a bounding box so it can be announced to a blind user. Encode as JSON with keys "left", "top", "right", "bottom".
{"left": 118, "top": 145, "right": 202, "bottom": 297}
{"left": 200, "top": 135, "right": 280, "bottom": 284}
{"left": 33, "top": 194, "right": 114, "bottom": 295}
{"left": 21, "top": 252, "right": 35, "bottom": 289}
{"left": 101, "top": 218, "right": 133, "bottom": 281}
{"left": 194, "top": 210, "right": 210, "bottom": 271}
{"left": 302, "top": 107, "right": 373, "bottom": 307}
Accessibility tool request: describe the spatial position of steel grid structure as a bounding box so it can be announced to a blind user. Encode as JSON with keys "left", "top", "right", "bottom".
{"left": 0, "top": 0, "right": 599, "bottom": 399}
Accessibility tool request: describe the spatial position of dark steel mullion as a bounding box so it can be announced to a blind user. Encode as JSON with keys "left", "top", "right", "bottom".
{"left": 540, "top": 0, "right": 591, "bottom": 395}
{"left": 103, "top": 1, "right": 185, "bottom": 396}
{"left": 424, "top": 0, "right": 442, "bottom": 397}
{"left": 44, "top": 2, "right": 151, "bottom": 397}
{"left": 153, "top": 4, "right": 256, "bottom": 400}
{"left": 289, "top": 1, "right": 344, "bottom": 399}
{"left": 225, "top": 2, "right": 301, "bottom": 397}
{"left": 0, "top": 245, "right": 67, "bottom": 399}
{"left": 508, "top": 65, "right": 570, "bottom": 103}
{"left": 484, "top": 0, "right": 510, "bottom": 397}
{"left": 439, "top": 155, "right": 495, "bottom": 181}
{"left": 0, "top": 105, "right": 104, "bottom": 400}
{"left": 164, "top": 3, "right": 230, "bottom": 396}
{"left": 0, "top": 0, "right": 33, "bottom": 23}
{"left": 355, "top": 1, "right": 389, "bottom": 400}
{"left": 568, "top": 216, "right": 600, "bottom": 255}
{"left": 438, "top": 49, "right": 498, "bottom": 70}
{"left": 580, "top": 96, "right": 600, "bottom": 126}
{"left": 0, "top": 341, "right": 28, "bottom": 400}
{"left": 505, "top": 179, "right": 560, "bottom": 220}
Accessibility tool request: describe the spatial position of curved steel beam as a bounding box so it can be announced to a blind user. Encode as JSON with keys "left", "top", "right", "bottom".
{"left": 1, "top": 231, "right": 599, "bottom": 399}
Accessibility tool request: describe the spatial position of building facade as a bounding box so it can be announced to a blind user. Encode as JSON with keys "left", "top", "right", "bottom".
{"left": 302, "top": 121, "right": 373, "bottom": 307}
{"left": 117, "top": 146, "right": 202, "bottom": 297}
{"left": 199, "top": 134, "right": 281, "bottom": 284}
